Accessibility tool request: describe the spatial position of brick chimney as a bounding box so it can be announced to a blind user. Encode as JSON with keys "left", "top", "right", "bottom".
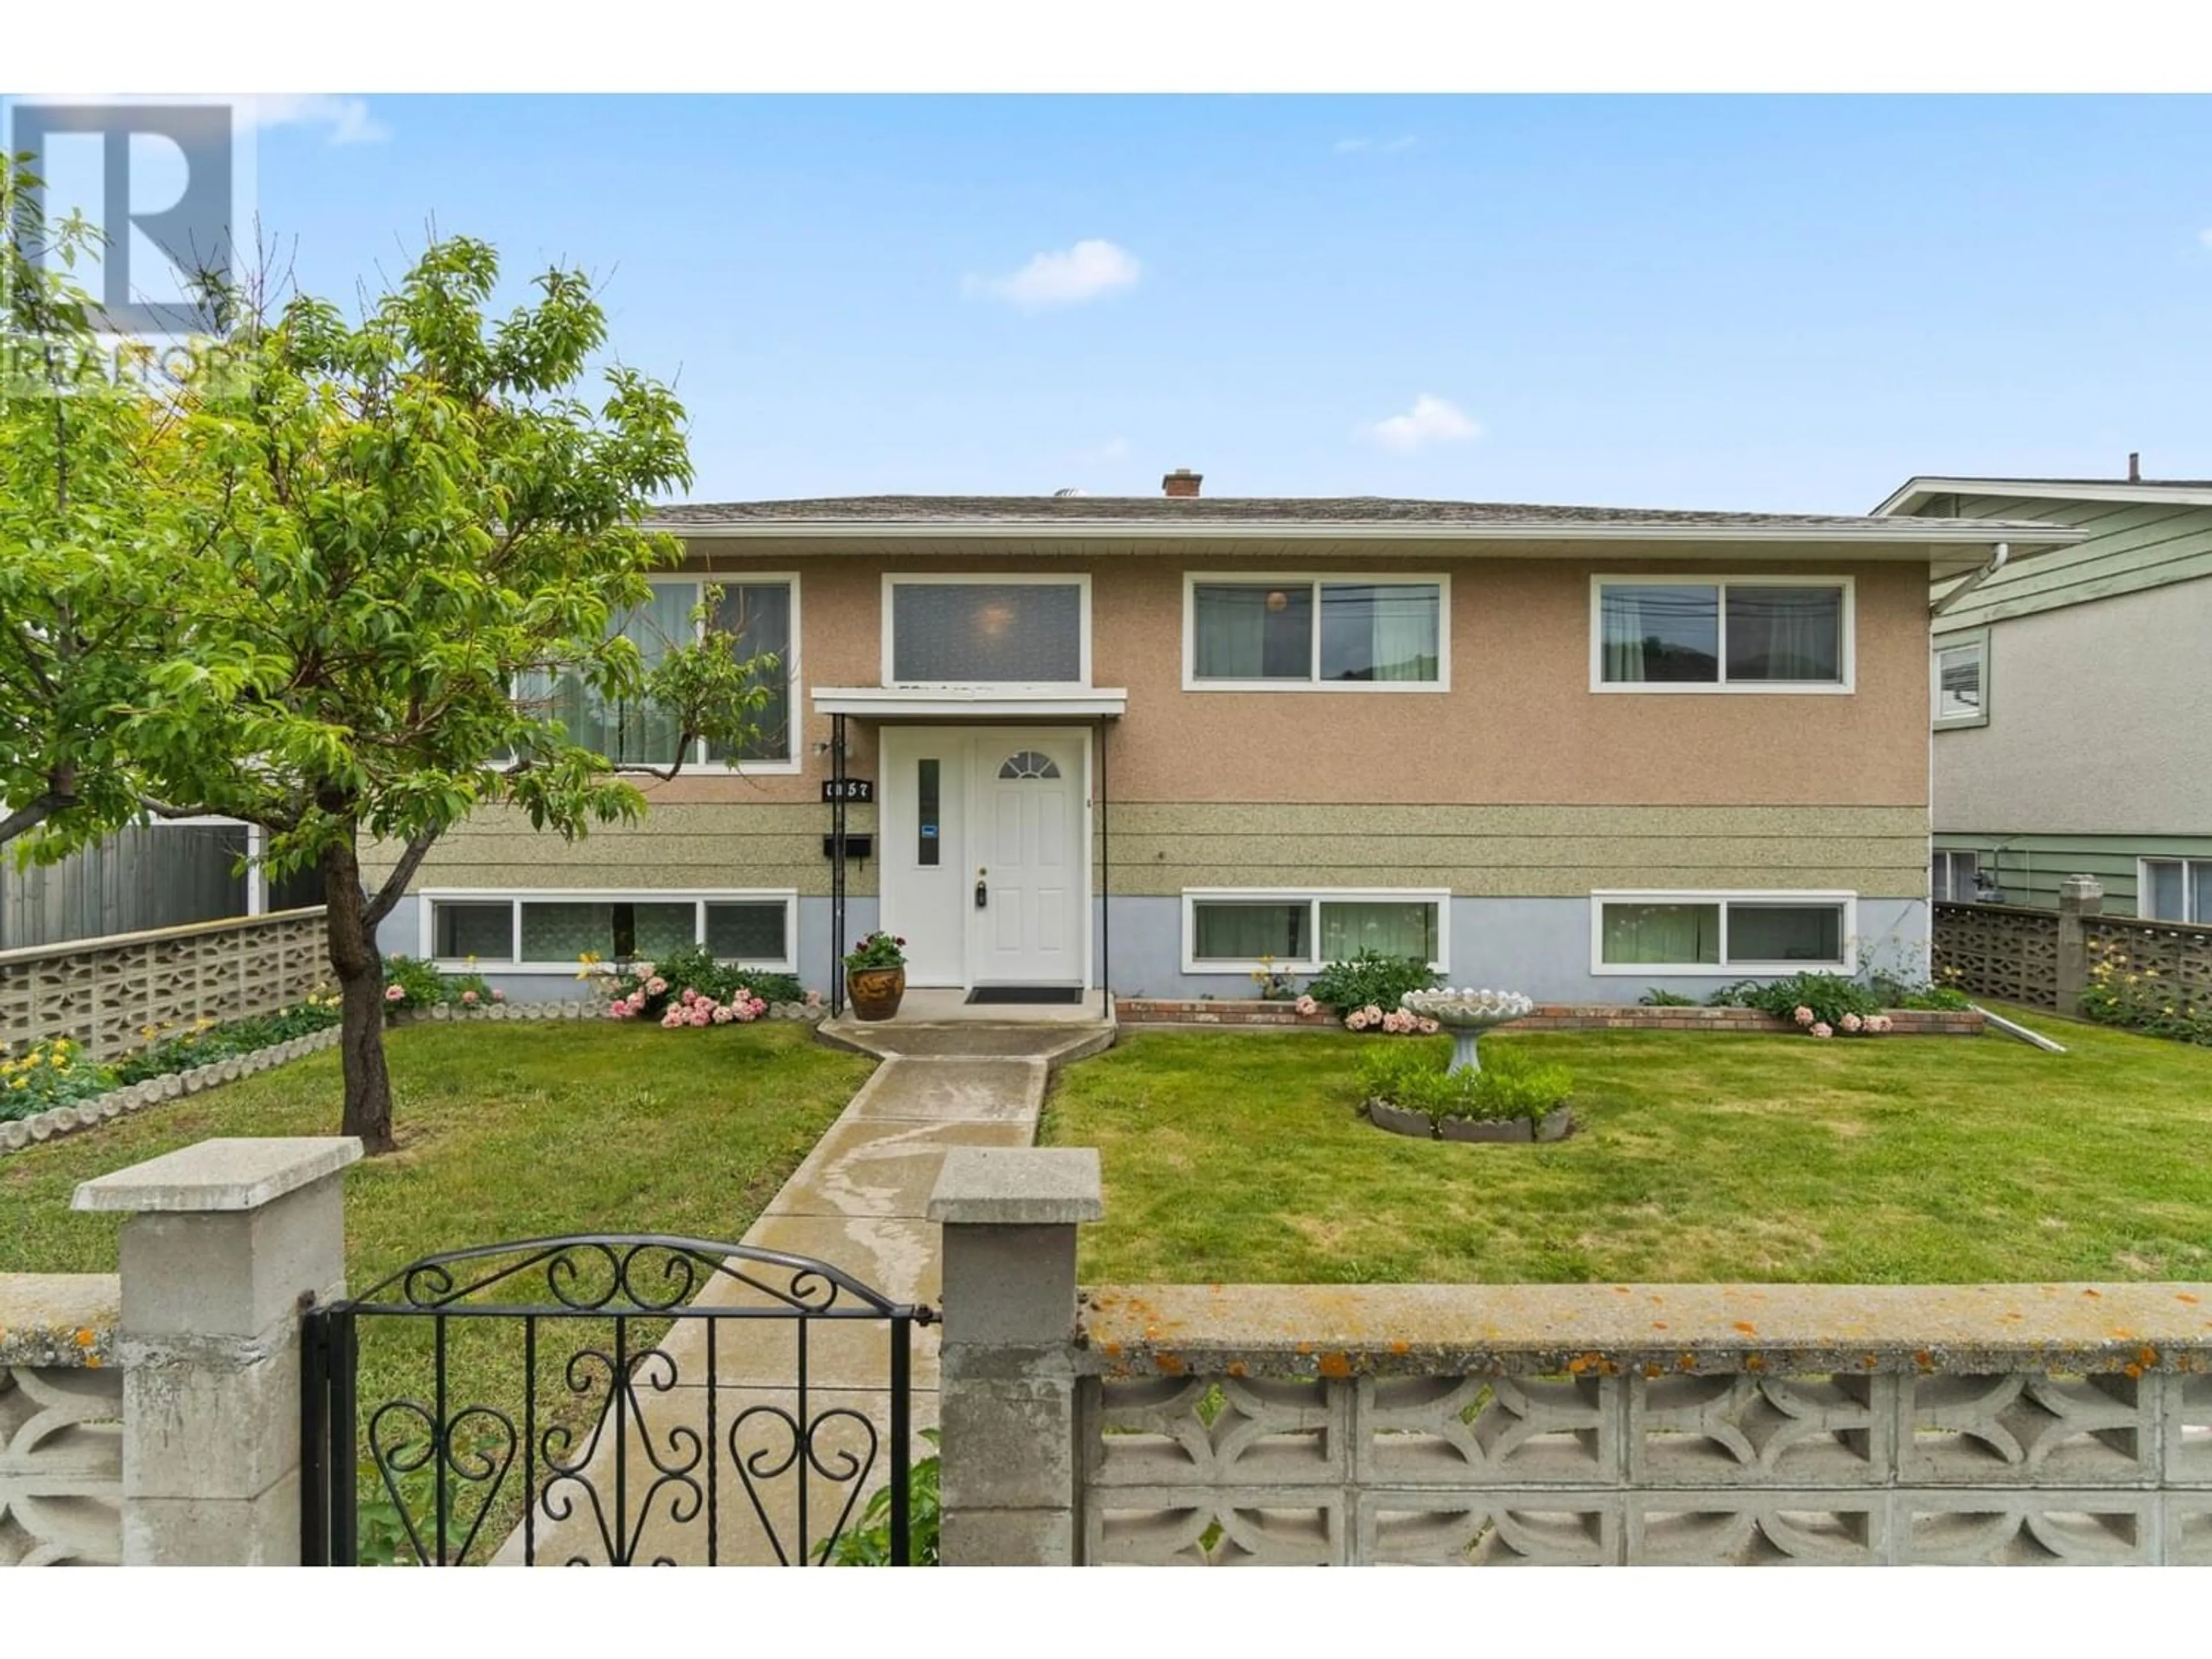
{"left": 1162, "top": 468, "right": 1202, "bottom": 498}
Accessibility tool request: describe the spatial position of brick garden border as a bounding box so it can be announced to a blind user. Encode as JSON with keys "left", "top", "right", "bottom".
{"left": 1114, "top": 998, "right": 1984, "bottom": 1036}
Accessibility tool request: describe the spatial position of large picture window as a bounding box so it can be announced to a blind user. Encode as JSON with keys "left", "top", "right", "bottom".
{"left": 1185, "top": 575, "right": 1446, "bottom": 690}
{"left": 1183, "top": 888, "right": 1448, "bottom": 972}
{"left": 1592, "top": 577, "right": 1850, "bottom": 692}
{"left": 1591, "top": 891, "right": 1856, "bottom": 974}
{"left": 885, "top": 577, "right": 1089, "bottom": 685}
{"left": 517, "top": 577, "right": 797, "bottom": 770}
{"left": 422, "top": 891, "right": 797, "bottom": 972}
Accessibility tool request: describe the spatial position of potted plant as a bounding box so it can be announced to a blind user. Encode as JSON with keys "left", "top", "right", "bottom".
{"left": 844, "top": 931, "right": 908, "bottom": 1021}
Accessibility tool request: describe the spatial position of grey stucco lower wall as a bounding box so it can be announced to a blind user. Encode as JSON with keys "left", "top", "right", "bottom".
{"left": 376, "top": 893, "right": 1927, "bottom": 1006}
{"left": 1096, "top": 896, "right": 1931, "bottom": 1005}
{"left": 373, "top": 897, "right": 879, "bottom": 1004}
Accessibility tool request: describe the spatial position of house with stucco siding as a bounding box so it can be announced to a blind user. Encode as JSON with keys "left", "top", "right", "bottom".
{"left": 365, "top": 473, "right": 2081, "bottom": 1005}
{"left": 1876, "top": 469, "right": 2212, "bottom": 921}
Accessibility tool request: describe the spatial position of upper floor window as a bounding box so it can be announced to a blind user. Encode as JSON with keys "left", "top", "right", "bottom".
{"left": 1933, "top": 631, "right": 1988, "bottom": 729}
{"left": 1184, "top": 575, "right": 1446, "bottom": 690}
{"left": 517, "top": 577, "right": 797, "bottom": 771}
{"left": 885, "top": 577, "right": 1089, "bottom": 685}
{"left": 1592, "top": 577, "right": 1851, "bottom": 692}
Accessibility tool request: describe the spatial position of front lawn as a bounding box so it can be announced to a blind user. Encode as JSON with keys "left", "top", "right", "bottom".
{"left": 1, "top": 1020, "right": 873, "bottom": 1562}
{"left": 1, "top": 1020, "right": 873, "bottom": 1278}
{"left": 1039, "top": 1007, "right": 2212, "bottom": 1285}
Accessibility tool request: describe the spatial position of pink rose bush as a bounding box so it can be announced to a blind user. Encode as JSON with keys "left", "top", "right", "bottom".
{"left": 1340, "top": 1001, "right": 1445, "bottom": 1039}
{"left": 1294, "top": 994, "right": 1319, "bottom": 1017}
{"left": 1793, "top": 1006, "right": 1815, "bottom": 1027}
{"left": 1809, "top": 1021, "right": 1834, "bottom": 1039}
{"left": 384, "top": 984, "right": 406, "bottom": 1003}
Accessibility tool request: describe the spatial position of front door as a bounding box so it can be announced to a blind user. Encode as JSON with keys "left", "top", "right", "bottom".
{"left": 880, "top": 727, "right": 1086, "bottom": 989}
{"left": 968, "top": 733, "right": 1085, "bottom": 987}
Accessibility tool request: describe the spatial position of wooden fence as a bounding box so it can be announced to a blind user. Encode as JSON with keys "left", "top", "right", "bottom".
{"left": 0, "top": 908, "right": 330, "bottom": 1062}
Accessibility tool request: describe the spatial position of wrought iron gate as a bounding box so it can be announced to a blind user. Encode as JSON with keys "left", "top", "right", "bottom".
{"left": 300, "top": 1234, "right": 935, "bottom": 1566}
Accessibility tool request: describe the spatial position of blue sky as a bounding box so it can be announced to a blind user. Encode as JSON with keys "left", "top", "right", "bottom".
{"left": 229, "top": 95, "right": 2212, "bottom": 510}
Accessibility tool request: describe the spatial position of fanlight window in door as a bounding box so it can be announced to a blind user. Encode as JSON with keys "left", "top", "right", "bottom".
{"left": 997, "top": 750, "right": 1062, "bottom": 780}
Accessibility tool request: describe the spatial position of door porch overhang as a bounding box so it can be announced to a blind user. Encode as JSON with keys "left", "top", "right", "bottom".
{"left": 812, "top": 686, "right": 1127, "bottom": 721}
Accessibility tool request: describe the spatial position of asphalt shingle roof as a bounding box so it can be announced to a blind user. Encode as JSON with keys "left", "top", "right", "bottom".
{"left": 650, "top": 495, "right": 2065, "bottom": 533}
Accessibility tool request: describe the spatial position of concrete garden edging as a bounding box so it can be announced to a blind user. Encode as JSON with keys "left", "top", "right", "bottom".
{"left": 1120, "top": 998, "right": 1983, "bottom": 1036}
{"left": 1366, "top": 1100, "right": 1575, "bottom": 1144}
{"left": 0, "top": 1025, "right": 345, "bottom": 1160}
{"left": 387, "top": 1000, "right": 828, "bottom": 1026}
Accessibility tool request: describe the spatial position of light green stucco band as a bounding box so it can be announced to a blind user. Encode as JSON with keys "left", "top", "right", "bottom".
{"left": 361, "top": 803, "right": 879, "bottom": 899}
{"left": 372, "top": 800, "right": 1923, "bottom": 903}
{"left": 1095, "top": 802, "right": 1926, "bottom": 899}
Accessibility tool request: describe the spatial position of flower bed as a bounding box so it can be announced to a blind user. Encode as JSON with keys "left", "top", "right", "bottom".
{"left": 0, "top": 1024, "right": 345, "bottom": 1158}
{"left": 1115, "top": 998, "right": 1983, "bottom": 1036}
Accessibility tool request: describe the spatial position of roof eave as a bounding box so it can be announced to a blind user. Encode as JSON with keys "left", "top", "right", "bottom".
{"left": 1876, "top": 476, "right": 2212, "bottom": 514}
{"left": 649, "top": 517, "right": 2084, "bottom": 550}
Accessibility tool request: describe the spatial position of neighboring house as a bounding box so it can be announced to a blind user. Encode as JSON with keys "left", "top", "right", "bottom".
{"left": 364, "top": 475, "right": 2079, "bottom": 1003}
{"left": 1875, "top": 470, "right": 2212, "bottom": 920}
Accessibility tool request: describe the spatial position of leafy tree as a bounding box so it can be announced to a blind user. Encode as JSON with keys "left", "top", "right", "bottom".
{"left": 0, "top": 154, "right": 207, "bottom": 853}
{"left": 132, "top": 236, "right": 767, "bottom": 1153}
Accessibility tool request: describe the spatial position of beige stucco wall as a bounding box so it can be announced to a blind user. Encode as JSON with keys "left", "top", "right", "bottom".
{"left": 368, "top": 549, "right": 1930, "bottom": 899}
{"left": 1936, "top": 575, "right": 2212, "bottom": 836}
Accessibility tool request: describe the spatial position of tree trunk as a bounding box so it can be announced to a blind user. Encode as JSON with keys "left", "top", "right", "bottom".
{"left": 321, "top": 836, "right": 397, "bottom": 1154}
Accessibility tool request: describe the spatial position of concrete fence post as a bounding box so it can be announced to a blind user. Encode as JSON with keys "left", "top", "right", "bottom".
{"left": 72, "top": 1137, "right": 362, "bottom": 1565}
{"left": 2055, "top": 874, "right": 2104, "bottom": 1017}
{"left": 926, "top": 1146, "right": 1101, "bottom": 1566}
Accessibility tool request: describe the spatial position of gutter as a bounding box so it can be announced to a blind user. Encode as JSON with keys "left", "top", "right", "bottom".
{"left": 650, "top": 520, "right": 2085, "bottom": 548}
{"left": 1930, "top": 543, "right": 2009, "bottom": 617}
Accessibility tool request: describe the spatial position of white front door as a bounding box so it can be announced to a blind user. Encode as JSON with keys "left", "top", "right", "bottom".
{"left": 968, "top": 733, "right": 1085, "bottom": 987}
{"left": 879, "top": 727, "right": 1088, "bottom": 989}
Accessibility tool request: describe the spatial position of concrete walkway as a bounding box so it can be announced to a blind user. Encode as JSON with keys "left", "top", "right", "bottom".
{"left": 503, "top": 1014, "right": 1110, "bottom": 1565}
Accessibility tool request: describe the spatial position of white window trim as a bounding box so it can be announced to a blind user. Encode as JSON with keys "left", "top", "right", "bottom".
{"left": 1588, "top": 574, "right": 1855, "bottom": 695}
{"left": 1589, "top": 889, "right": 1859, "bottom": 976}
{"left": 1180, "top": 571, "right": 1452, "bottom": 692}
{"left": 1932, "top": 628, "right": 1989, "bottom": 730}
{"left": 2137, "top": 857, "right": 2212, "bottom": 924}
{"left": 417, "top": 888, "right": 800, "bottom": 975}
{"left": 881, "top": 573, "right": 1093, "bottom": 690}
{"left": 518, "top": 574, "right": 802, "bottom": 777}
{"left": 1180, "top": 887, "right": 1452, "bottom": 974}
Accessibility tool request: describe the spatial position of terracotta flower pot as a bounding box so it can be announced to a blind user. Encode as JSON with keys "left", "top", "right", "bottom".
{"left": 847, "top": 966, "right": 907, "bottom": 1022}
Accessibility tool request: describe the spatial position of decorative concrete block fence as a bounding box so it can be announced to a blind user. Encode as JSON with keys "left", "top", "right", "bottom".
{"left": 927, "top": 1149, "right": 2212, "bottom": 1567}
{"left": 0, "top": 1027, "right": 344, "bottom": 1160}
{"left": 1115, "top": 998, "right": 1983, "bottom": 1037}
{"left": 0, "top": 1276, "right": 123, "bottom": 1566}
{"left": 0, "top": 1137, "right": 359, "bottom": 1567}
{"left": 1937, "top": 874, "right": 2212, "bottom": 1017}
{"left": 0, "top": 908, "right": 330, "bottom": 1063}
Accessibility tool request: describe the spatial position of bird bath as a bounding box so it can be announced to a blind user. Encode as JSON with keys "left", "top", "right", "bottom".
{"left": 1398, "top": 988, "right": 1533, "bottom": 1073}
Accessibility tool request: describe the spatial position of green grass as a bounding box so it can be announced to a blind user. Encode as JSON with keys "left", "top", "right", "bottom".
{"left": 1039, "top": 1005, "right": 2212, "bottom": 1285}
{"left": 0, "top": 1020, "right": 874, "bottom": 1562}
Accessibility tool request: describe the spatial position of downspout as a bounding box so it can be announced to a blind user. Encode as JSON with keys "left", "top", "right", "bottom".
{"left": 1931, "top": 541, "right": 2008, "bottom": 618}
{"left": 1098, "top": 716, "right": 1111, "bottom": 1009}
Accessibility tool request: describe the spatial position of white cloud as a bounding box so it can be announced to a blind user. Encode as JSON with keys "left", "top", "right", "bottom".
{"left": 1085, "top": 436, "right": 1131, "bottom": 463}
{"left": 1365, "top": 393, "right": 1482, "bottom": 452}
{"left": 966, "top": 238, "right": 1141, "bottom": 308}
{"left": 242, "top": 95, "right": 389, "bottom": 145}
{"left": 1336, "top": 135, "right": 1418, "bottom": 155}
{"left": 2198, "top": 227, "right": 2212, "bottom": 250}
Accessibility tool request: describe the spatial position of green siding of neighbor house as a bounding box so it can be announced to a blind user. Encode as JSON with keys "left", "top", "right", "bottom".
{"left": 1925, "top": 492, "right": 2212, "bottom": 632}
{"left": 1934, "top": 832, "right": 2212, "bottom": 916}
{"left": 373, "top": 801, "right": 1930, "bottom": 904}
